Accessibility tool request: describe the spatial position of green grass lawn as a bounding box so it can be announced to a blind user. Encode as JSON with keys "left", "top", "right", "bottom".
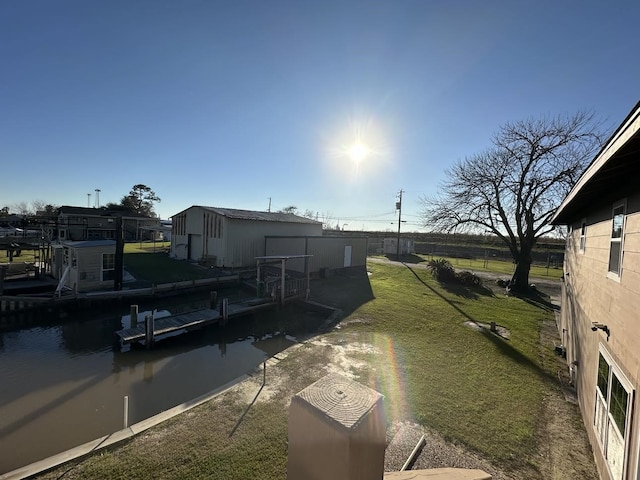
{"left": 123, "top": 242, "right": 212, "bottom": 284}
{"left": 0, "top": 248, "right": 38, "bottom": 264}
{"left": 37, "top": 260, "right": 559, "bottom": 479}
{"left": 345, "top": 261, "right": 556, "bottom": 466}
{"left": 412, "top": 254, "right": 563, "bottom": 279}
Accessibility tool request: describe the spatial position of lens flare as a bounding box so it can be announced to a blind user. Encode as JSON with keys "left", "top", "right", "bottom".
{"left": 359, "top": 332, "right": 409, "bottom": 424}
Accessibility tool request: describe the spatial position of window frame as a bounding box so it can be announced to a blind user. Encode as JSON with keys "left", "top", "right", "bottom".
{"left": 102, "top": 253, "right": 115, "bottom": 282}
{"left": 594, "top": 346, "right": 634, "bottom": 480}
{"left": 579, "top": 218, "right": 587, "bottom": 253}
{"left": 607, "top": 200, "right": 626, "bottom": 280}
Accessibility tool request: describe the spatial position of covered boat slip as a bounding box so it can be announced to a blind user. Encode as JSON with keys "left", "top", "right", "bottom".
{"left": 256, "top": 254, "right": 312, "bottom": 306}
{"left": 116, "top": 255, "right": 312, "bottom": 348}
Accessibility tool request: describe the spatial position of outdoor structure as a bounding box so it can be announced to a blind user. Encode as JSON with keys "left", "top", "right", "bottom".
{"left": 383, "top": 238, "right": 415, "bottom": 256}
{"left": 552, "top": 101, "right": 640, "bottom": 480}
{"left": 51, "top": 240, "right": 116, "bottom": 293}
{"left": 287, "top": 373, "right": 491, "bottom": 480}
{"left": 264, "top": 235, "right": 368, "bottom": 275}
{"left": 56, "top": 206, "right": 159, "bottom": 242}
{"left": 170, "top": 206, "right": 322, "bottom": 267}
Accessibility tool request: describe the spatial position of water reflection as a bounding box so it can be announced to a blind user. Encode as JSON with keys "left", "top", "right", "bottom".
{"left": 0, "top": 293, "right": 326, "bottom": 474}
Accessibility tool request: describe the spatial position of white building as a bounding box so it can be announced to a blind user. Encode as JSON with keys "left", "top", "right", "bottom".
{"left": 170, "top": 206, "right": 323, "bottom": 268}
{"left": 51, "top": 240, "right": 116, "bottom": 293}
{"left": 383, "top": 237, "right": 415, "bottom": 255}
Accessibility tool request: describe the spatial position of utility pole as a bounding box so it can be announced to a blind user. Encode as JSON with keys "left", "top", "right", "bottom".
{"left": 396, "top": 189, "right": 403, "bottom": 260}
{"left": 268, "top": 197, "right": 271, "bottom": 212}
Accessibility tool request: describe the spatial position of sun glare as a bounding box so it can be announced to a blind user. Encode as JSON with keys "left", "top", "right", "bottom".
{"left": 347, "top": 141, "right": 370, "bottom": 163}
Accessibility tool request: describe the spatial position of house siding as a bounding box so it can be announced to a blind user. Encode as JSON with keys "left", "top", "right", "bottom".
{"left": 560, "top": 192, "right": 640, "bottom": 480}
{"left": 61, "top": 243, "right": 115, "bottom": 292}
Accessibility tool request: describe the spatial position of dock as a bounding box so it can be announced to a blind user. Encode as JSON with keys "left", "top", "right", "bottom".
{"left": 115, "top": 296, "right": 275, "bottom": 346}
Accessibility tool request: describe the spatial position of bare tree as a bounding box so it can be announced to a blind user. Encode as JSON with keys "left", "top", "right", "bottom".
{"left": 420, "top": 111, "right": 607, "bottom": 291}
{"left": 318, "top": 211, "right": 335, "bottom": 231}
{"left": 279, "top": 205, "right": 298, "bottom": 215}
{"left": 12, "top": 201, "right": 31, "bottom": 216}
{"left": 31, "top": 199, "right": 47, "bottom": 214}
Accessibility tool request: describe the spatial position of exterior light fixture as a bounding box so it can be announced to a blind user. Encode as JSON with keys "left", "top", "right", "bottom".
{"left": 591, "top": 322, "right": 610, "bottom": 339}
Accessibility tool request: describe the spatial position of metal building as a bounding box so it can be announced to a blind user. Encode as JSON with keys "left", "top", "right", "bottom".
{"left": 170, "top": 206, "right": 323, "bottom": 268}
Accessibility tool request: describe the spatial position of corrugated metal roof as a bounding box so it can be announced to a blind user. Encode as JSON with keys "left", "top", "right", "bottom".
{"left": 189, "top": 206, "right": 322, "bottom": 225}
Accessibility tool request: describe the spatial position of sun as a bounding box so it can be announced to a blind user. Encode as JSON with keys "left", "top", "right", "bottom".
{"left": 347, "top": 141, "right": 370, "bottom": 164}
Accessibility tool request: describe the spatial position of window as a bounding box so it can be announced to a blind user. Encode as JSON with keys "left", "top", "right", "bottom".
{"left": 608, "top": 203, "right": 625, "bottom": 276}
{"left": 579, "top": 219, "right": 587, "bottom": 253}
{"left": 594, "top": 349, "right": 633, "bottom": 480}
{"left": 102, "top": 253, "right": 115, "bottom": 281}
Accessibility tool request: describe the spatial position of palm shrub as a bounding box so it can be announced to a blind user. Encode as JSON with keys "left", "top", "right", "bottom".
{"left": 427, "top": 258, "right": 456, "bottom": 282}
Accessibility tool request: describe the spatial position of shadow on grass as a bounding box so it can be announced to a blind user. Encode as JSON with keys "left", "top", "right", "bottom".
{"left": 230, "top": 383, "right": 264, "bottom": 437}
{"left": 439, "top": 280, "right": 494, "bottom": 300}
{"left": 402, "top": 263, "right": 555, "bottom": 382}
{"left": 309, "top": 267, "right": 375, "bottom": 317}
{"left": 478, "top": 328, "right": 555, "bottom": 382}
{"left": 513, "top": 289, "right": 558, "bottom": 312}
{"left": 385, "top": 253, "right": 426, "bottom": 264}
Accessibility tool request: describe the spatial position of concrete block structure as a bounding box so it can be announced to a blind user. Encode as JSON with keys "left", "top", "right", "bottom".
{"left": 287, "top": 373, "right": 386, "bottom": 480}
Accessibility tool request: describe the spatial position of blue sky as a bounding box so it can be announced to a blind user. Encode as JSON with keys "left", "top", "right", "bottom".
{"left": 1, "top": 1, "right": 638, "bottom": 231}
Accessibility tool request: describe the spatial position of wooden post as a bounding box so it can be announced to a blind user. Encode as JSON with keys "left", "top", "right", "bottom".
{"left": 130, "top": 305, "right": 138, "bottom": 327}
{"left": 222, "top": 298, "right": 228, "bottom": 325}
{"left": 0, "top": 265, "right": 6, "bottom": 295}
{"left": 123, "top": 395, "right": 129, "bottom": 429}
{"left": 256, "top": 259, "right": 261, "bottom": 297}
{"left": 280, "top": 258, "right": 286, "bottom": 306}
{"left": 210, "top": 291, "right": 218, "bottom": 309}
{"left": 305, "top": 256, "right": 310, "bottom": 300}
{"left": 114, "top": 216, "right": 124, "bottom": 291}
{"left": 145, "top": 313, "right": 155, "bottom": 349}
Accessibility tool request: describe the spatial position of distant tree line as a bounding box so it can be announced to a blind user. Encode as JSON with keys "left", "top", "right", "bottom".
{"left": 1, "top": 184, "right": 161, "bottom": 219}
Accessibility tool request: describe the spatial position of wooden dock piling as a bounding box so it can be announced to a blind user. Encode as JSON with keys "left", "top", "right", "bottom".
{"left": 210, "top": 291, "right": 218, "bottom": 309}
{"left": 130, "top": 305, "right": 138, "bottom": 327}
{"left": 145, "top": 313, "right": 155, "bottom": 349}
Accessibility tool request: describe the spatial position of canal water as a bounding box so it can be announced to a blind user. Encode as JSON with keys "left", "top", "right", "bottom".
{"left": 0, "top": 292, "right": 328, "bottom": 474}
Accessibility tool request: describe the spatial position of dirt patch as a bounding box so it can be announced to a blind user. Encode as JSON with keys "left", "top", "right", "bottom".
{"left": 463, "top": 320, "right": 511, "bottom": 339}
{"left": 534, "top": 318, "right": 598, "bottom": 479}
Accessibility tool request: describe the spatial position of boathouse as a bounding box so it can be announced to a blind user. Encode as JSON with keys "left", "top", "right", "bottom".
{"left": 52, "top": 240, "right": 116, "bottom": 293}
{"left": 170, "top": 206, "right": 323, "bottom": 267}
{"left": 264, "top": 235, "right": 368, "bottom": 275}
